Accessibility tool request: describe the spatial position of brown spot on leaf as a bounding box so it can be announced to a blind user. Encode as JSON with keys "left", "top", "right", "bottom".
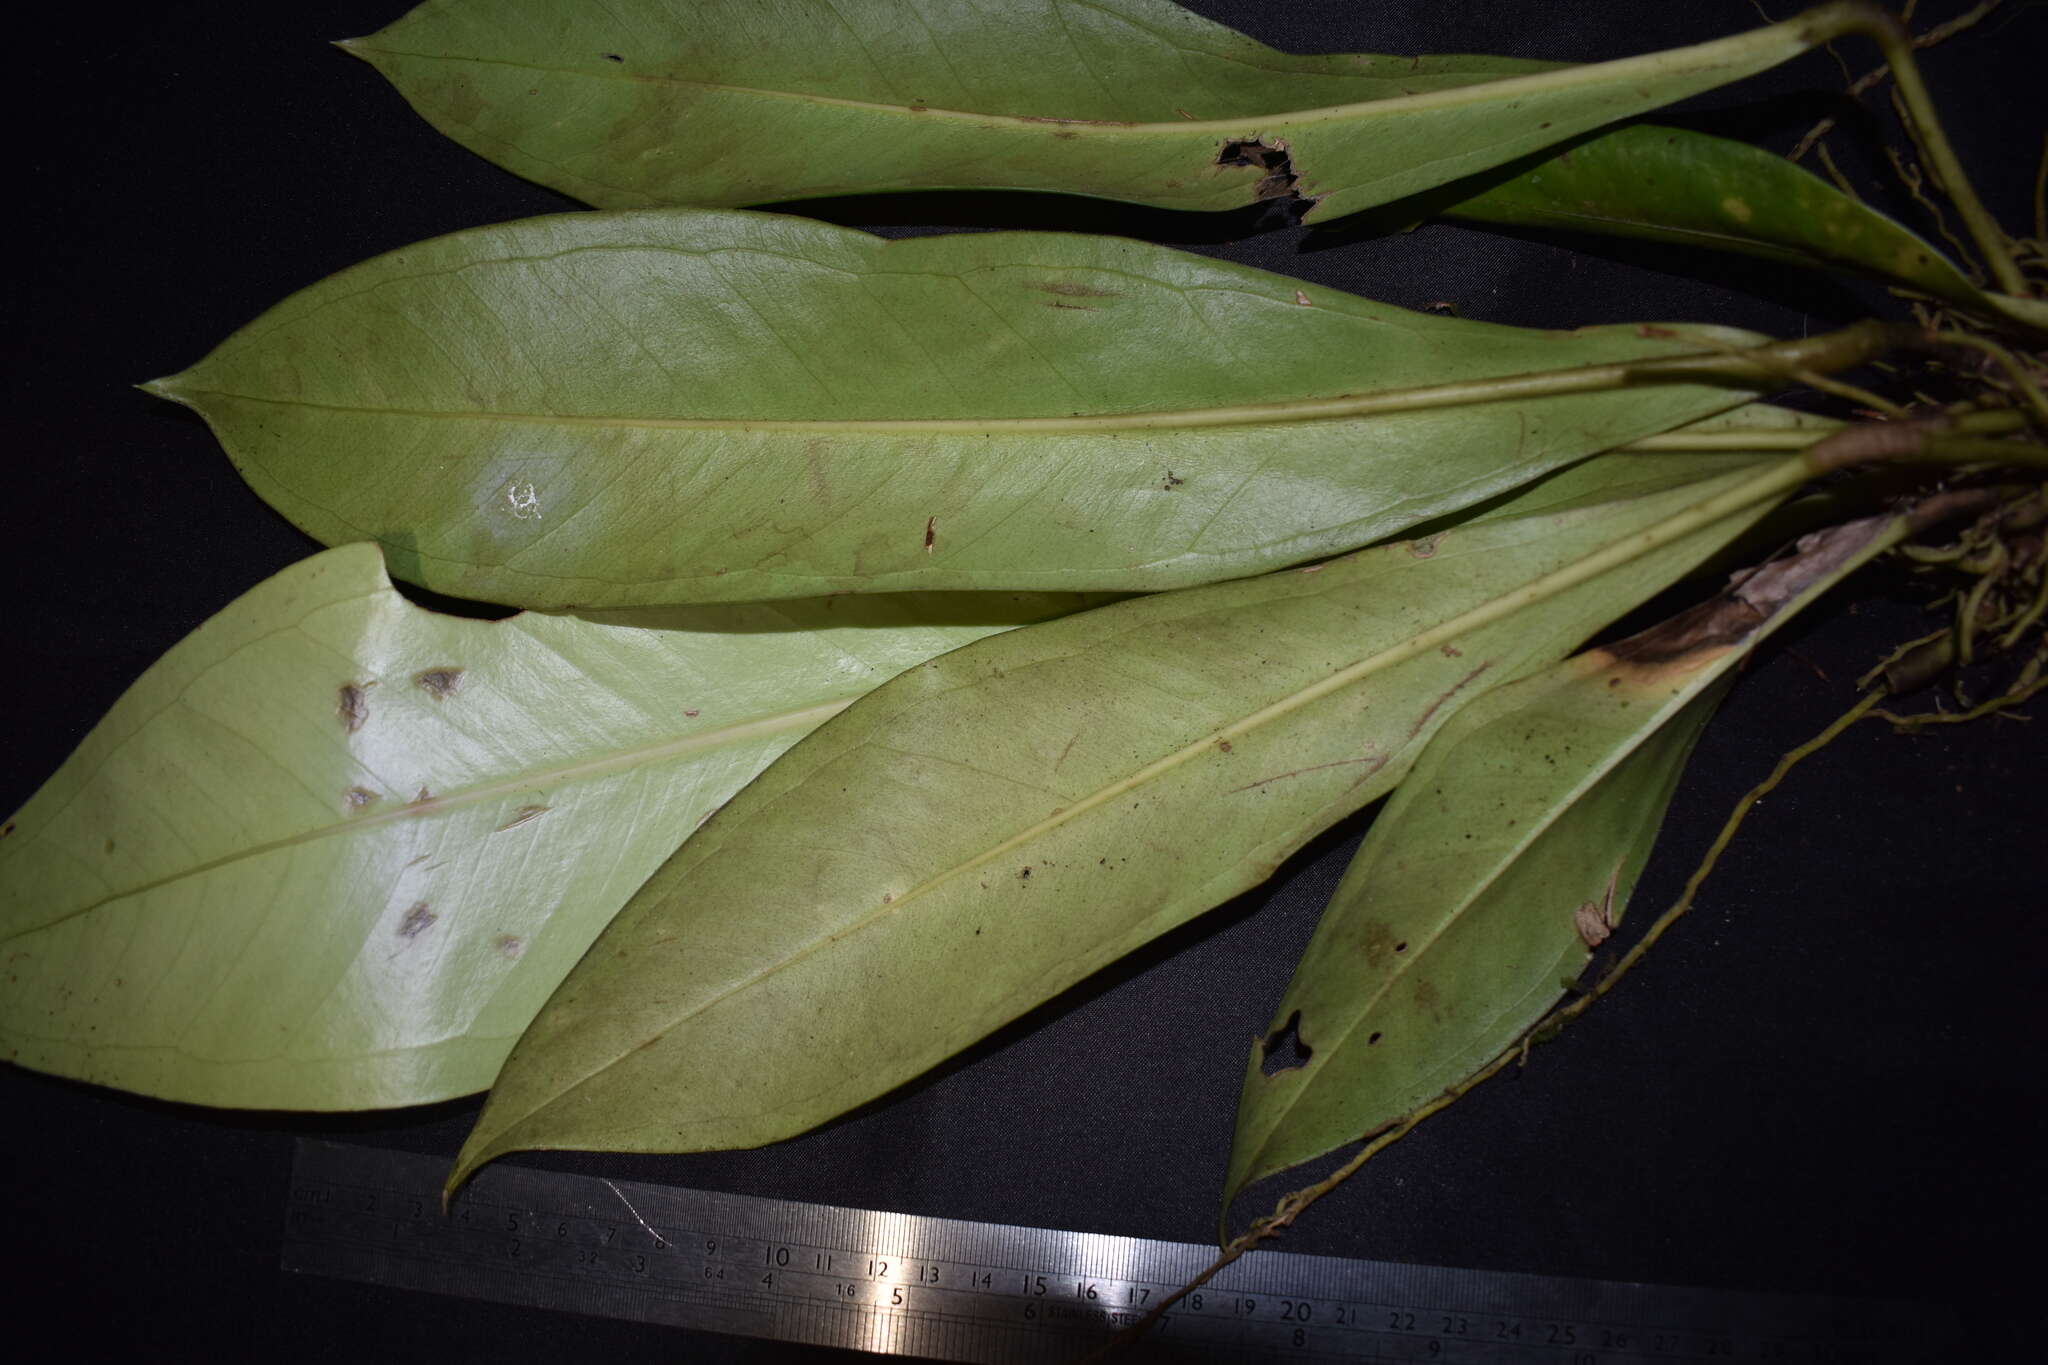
{"left": 1440, "top": 645, "right": 1463, "bottom": 658}
{"left": 1027, "top": 281, "right": 1118, "bottom": 299}
{"left": 924, "top": 516, "right": 937, "bottom": 554}
{"left": 495, "top": 933, "right": 526, "bottom": 959}
{"left": 1216, "top": 738, "right": 1233, "bottom": 754}
{"left": 338, "top": 683, "right": 371, "bottom": 733}
{"left": 415, "top": 667, "right": 465, "bottom": 700}
{"left": 684, "top": 708, "right": 700, "bottom": 717}
{"left": 496, "top": 804, "right": 549, "bottom": 832}
{"left": 1017, "top": 866, "right": 1032, "bottom": 880}
{"left": 344, "top": 786, "right": 379, "bottom": 811}
{"left": 1574, "top": 899, "right": 1614, "bottom": 948}
{"left": 1635, "top": 324, "right": 1680, "bottom": 339}
{"left": 396, "top": 903, "right": 437, "bottom": 939}
{"left": 1162, "top": 470, "right": 1184, "bottom": 489}
{"left": 1294, "top": 290, "right": 1313, "bottom": 306}
{"left": 1356, "top": 919, "right": 1400, "bottom": 967}
{"left": 1408, "top": 534, "right": 1442, "bottom": 559}
{"left": 411, "top": 787, "right": 434, "bottom": 806}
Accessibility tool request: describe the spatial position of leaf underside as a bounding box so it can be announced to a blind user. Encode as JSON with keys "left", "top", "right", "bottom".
{"left": 150, "top": 207, "right": 1771, "bottom": 608}
{"left": 0, "top": 543, "right": 1087, "bottom": 1108}
{"left": 451, "top": 449, "right": 1793, "bottom": 1189}
{"left": 1225, "top": 507, "right": 1911, "bottom": 1210}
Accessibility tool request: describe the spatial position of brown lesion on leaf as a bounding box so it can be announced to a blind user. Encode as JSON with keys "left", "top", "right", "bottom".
{"left": 338, "top": 682, "right": 373, "bottom": 733}
{"left": 415, "top": 667, "right": 465, "bottom": 700}
{"left": 1216, "top": 137, "right": 1300, "bottom": 202}
{"left": 396, "top": 902, "right": 437, "bottom": 939}
{"left": 495, "top": 933, "right": 526, "bottom": 959}
{"left": 1355, "top": 918, "right": 1401, "bottom": 968}
{"left": 343, "top": 786, "right": 380, "bottom": 812}
{"left": 1574, "top": 899, "right": 1614, "bottom": 948}
{"left": 924, "top": 516, "right": 937, "bottom": 554}
{"left": 1608, "top": 514, "right": 1895, "bottom": 674}
{"left": 496, "top": 804, "right": 549, "bottom": 832}
{"left": 1161, "top": 470, "right": 1184, "bottom": 490}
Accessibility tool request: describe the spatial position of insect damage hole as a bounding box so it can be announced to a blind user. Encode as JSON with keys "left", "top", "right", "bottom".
{"left": 1215, "top": 138, "right": 1299, "bottom": 201}
{"left": 1259, "top": 1009, "right": 1314, "bottom": 1076}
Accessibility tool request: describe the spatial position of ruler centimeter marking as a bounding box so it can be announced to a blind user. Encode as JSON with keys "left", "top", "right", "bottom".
{"left": 282, "top": 1140, "right": 1947, "bottom": 1363}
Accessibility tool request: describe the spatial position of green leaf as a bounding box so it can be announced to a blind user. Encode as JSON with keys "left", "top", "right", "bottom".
{"left": 1225, "top": 507, "right": 1912, "bottom": 1209}
{"left": 146, "top": 206, "right": 1811, "bottom": 609}
{"left": 0, "top": 543, "right": 1087, "bottom": 1109}
{"left": 450, "top": 449, "right": 1803, "bottom": 1189}
{"left": 1434, "top": 123, "right": 2048, "bottom": 333}
{"left": 343, "top": 0, "right": 1847, "bottom": 225}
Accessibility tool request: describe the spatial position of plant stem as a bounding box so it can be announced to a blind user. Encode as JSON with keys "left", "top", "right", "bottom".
{"left": 1823, "top": 3, "right": 2030, "bottom": 296}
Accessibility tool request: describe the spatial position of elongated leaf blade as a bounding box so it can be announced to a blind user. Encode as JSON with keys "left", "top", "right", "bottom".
{"left": 345, "top": 0, "right": 1835, "bottom": 224}
{"left": 147, "top": 207, "right": 1775, "bottom": 608}
{"left": 1226, "top": 509, "right": 1911, "bottom": 1207}
{"left": 0, "top": 544, "right": 1085, "bottom": 1108}
{"left": 451, "top": 451, "right": 1796, "bottom": 1187}
{"left": 1437, "top": 122, "right": 2048, "bottom": 331}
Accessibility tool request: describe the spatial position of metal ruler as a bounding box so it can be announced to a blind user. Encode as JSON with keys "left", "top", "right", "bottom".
{"left": 283, "top": 1140, "right": 1946, "bottom": 1363}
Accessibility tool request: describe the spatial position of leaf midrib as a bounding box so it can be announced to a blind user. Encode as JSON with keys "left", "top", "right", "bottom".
{"left": 1240, "top": 672, "right": 1700, "bottom": 1178}
{"left": 509, "top": 547, "right": 1527, "bottom": 1137}
{"left": 1, "top": 696, "right": 855, "bottom": 945}
{"left": 162, "top": 344, "right": 1737, "bottom": 436}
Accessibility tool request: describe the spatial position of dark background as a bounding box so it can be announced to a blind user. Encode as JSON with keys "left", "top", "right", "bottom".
{"left": 3, "top": 1, "right": 2042, "bottom": 1359}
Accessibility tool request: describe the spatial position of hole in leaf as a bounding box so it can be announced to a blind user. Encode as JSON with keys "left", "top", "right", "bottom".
{"left": 1367, "top": 1031, "right": 1384, "bottom": 1046}
{"left": 1259, "top": 1010, "right": 1314, "bottom": 1076}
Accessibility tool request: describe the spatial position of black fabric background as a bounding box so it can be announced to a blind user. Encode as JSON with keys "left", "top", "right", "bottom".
{"left": 3, "top": 2, "right": 2042, "bottom": 1359}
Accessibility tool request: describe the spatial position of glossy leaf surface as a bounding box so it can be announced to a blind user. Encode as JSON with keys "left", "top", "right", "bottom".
{"left": 452, "top": 451, "right": 1795, "bottom": 1186}
{"left": 148, "top": 208, "right": 1774, "bottom": 608}
{"left": 0, "top": 544, "right": 1084, "bottom": 1108}
{"left": 347, "top": 0, "right": 1839, "bottom": 224}
{"left": 1226, "top": 509, "right": 1909, "bottom": 1207}
{"left": 1438, "top": 123, "right": 2048, "bottom": 332}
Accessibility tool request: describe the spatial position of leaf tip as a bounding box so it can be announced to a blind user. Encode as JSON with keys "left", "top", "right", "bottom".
{"left": 136, "top": 376, "right": 186, "bottom": 405}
